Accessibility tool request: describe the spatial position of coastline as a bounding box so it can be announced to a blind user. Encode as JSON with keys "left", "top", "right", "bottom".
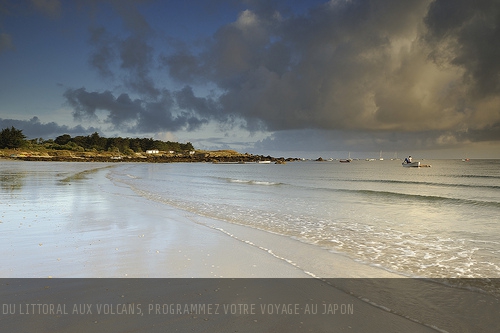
{"left": 1, "top": 160, "right": 499, "bottom": 332}
{"left": 0, "top": 160, "right": 440, "bottom": 332}
{"left": 0, "top": 160, "right": 401, "bottom": 279}
{"left": 0, "top": 160, "right": 306, "bottom": 278}
{"left": 0, "top": 148, "right": 298, "bottom": 164}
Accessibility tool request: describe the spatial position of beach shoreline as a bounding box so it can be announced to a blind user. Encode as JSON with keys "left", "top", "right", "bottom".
{"left": 0, "top": 159, "right": 399, "bottom": 279}
{"left": 1, "top": 160, "right": 499, "bottom": 332}
{"left": 0, "top": 148, "right": 298, "bottom": 164}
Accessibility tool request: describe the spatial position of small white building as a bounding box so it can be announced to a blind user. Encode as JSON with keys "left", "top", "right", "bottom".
{"left": 189, "top": 150, "right": 195, "bottom": 155}
{"left": 146, "top": 149, "right": 159, "bottom": 154}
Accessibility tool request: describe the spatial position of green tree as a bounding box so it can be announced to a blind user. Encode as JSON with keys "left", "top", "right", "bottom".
{"left": 88, "top": 132, "right": 106, "bottom": 150}
{"left": 180, "top": 142, "right": 194, "bottom": 151}
{"left": 0, "top": 126, "right": 27, "bottom": 149}
{"left": 72, "top": 136, "right": 88, "bottom": 149}
{"left": 54, "top": 134, "right": 72, "bottom": 145}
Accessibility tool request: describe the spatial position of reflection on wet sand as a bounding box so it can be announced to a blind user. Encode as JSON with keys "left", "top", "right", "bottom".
{"left": 0, "top": 172, "right": 27, "bottom": 192}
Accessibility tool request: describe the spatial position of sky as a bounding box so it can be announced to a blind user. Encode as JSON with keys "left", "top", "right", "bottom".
{"left": 1, "top": 0, "right": 500, "bottom": 159}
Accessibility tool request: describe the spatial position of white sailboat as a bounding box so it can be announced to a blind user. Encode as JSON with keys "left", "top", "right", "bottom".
{"left": 391, "top": 152, "right": 400, "bottom": 160}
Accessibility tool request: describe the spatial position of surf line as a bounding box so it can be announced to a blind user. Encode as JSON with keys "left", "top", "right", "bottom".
{"left": 185, "top": 215, "right": 451, "bottom": 333}
{"left": 183, "top": 214, "right": 319, "bottom": 278}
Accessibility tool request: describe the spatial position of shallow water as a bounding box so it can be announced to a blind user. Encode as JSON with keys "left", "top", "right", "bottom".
{"left": 0, "top": 160, "right": 310, "bottom": 278}
{"left": 3, "top": 159, "right": 499, "bottom": 282}
{"left": 108, "top": 159, "right": 500, "bottom": 281}
{"left": 2, "top": 159, "right": 499, "bottom": 332}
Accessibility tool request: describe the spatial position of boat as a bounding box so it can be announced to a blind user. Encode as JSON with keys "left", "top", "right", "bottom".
{"left": 340, "top": 152, "right": 352, "bottom": 163}
{"left": 257, "top": 160, "right": 271, "bottom": 164}
{"left": 402, "top": 161, "right": 432, "bottom": 167}
{"left": 402, "top": 161, "right": 421, "bottom": 167}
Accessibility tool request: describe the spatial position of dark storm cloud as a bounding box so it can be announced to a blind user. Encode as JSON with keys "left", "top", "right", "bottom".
{"left": 457, "top": 123, "right": 500, "bottom": 142}
{"left": 86, "top": 0, "right": 159, "bottom": 98}
{"left": 0, "top": 116, "right": 97, "bottom": 139}
{"left": 107, "top": 0, "right": 153, "bottom": 84}
{"left": 425, "top": 0, "right": 500, "bottom": 97}
{"left": 63, "top": 0, "right": 500, "bottom": 149}
{"left": 75, "top": 0, "right": 201, "bottom": 133}
{"left": 87, "top": 27, "right": 159, "bottom": 98}
{"left": 63, "top": 87, "right": 208, "bottom": 132}
{"left": 88, "top": 27, "right": 116, "bottom": 78}
{"left": 75, "top": 3, "right": 177, "bottom": 132}
{"left": 160, "top": 0, "right": 500, "bottom": 144}
{"left": 162, "top": 51, "right": 206, "bottom": 84}
{"left": 134, "top": 90, "right": 209, "bottom": 132}
{"left": 119, "top": 36, "right": 160, "bottom": 98}
{"left": 174, "top": 86, "right": 225, "bottom": 120}
{"left": 166, "top": 0, "right": 437, "bottom": 131}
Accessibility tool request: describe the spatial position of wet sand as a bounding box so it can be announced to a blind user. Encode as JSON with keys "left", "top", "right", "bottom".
{"left": 0, "top": 161, "right": 311, "bottom": 278}
{"left": 1, "top": 278, "right": 442, "bottom": 333}
{"left": 1, "top": 161, "right": 498, "bottom": 332}
{"left": 0, "top": 160, "right": 399, "bottom": 278}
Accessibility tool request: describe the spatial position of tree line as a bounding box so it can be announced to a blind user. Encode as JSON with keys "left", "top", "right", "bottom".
{"left": 0, "top": 126, "right": 194, "bottom": 154}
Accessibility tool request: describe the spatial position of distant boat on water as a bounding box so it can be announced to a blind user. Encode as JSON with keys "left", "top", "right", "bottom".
{"left": 402, "top": 161, "right": 432, "bottom": 168}
{"left": 340, "top": 152, "right": 352, "bottom": 163}
{"left": 402, "top": 161, "right": 421, "bottom": 167}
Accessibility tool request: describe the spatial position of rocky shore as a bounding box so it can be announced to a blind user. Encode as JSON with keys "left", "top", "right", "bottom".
{"left": 0, "top": 149, "right": 300, "bottom": 164}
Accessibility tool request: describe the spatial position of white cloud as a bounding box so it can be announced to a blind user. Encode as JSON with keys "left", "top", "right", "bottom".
{"left": 234, "top": 10, "right": 258, "bottom": 29}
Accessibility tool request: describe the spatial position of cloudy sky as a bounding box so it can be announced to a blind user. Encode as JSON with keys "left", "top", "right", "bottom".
{"left": 1, "top": 0, "right": 499, "bottom": 158}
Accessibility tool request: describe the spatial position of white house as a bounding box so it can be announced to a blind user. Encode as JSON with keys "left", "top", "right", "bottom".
{"left": 146, "top": 149, "right": 159, "bottom": 154}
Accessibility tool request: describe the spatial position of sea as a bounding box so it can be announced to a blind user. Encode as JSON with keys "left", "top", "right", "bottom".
{"left": 2, "top": 159, "right": 499, "bottom": 281}
{"left": 108, "top": 158, "right": 500, "bottom": 280}
{"left": 2, "top": 158, "right": 500, "bottom": 332}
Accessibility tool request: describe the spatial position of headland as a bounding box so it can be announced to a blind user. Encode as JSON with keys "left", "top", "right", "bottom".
{"left": 0, "top": 148, "right": 298, "bottom": 163}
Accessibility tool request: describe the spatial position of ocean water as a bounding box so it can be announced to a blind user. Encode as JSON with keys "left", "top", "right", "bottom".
{"left": 108, "top": 159, "right": 500, "bottom": 281}
{"left": 2, "top": 159, "right": 499, "bottom": 331}
{"left": 3, "top": 159, "right": 498, "bottom": 282}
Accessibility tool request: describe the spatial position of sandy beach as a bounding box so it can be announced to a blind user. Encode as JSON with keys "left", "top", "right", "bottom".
{"left": 0, "top": 160, "right": 402, "bottom": 279}
{"left": 1, "top": 160, "right": 498, "bottom": 332}
{"left": 0, "top": 161, "right": 314, "bottom": 278}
